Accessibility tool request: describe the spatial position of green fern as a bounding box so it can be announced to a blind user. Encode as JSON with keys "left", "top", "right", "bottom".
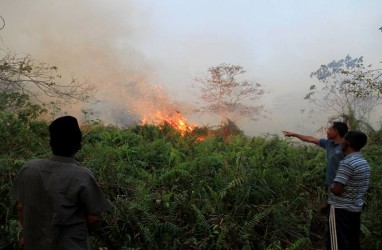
{"left": 168, "top": 192, "right": 187, "bottom": 218}
{"left": 215, "top": 224, "right": 229, "bottom": 249}
{"left": 220, "top": 176, "right": 248, "bottom": 199}
{"left": 158, "top": 221, "right": 181, "bottom": 235}
{"left": 239, "top": 207, "right": 271, "bottom": 241}
{"left": 138, "top": 221, "right": 156, "bottom": 249}
{"left": 191, "top": 204, "right": 211, "bottom": 232}
{"left": 158, "top": 169, "right": 191, "bottom": 184}
{"left": 286, "top": 237, "right": 310, "bottom": 250}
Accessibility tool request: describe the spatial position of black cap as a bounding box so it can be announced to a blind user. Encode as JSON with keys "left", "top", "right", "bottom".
{"left": 49, "top": 116, "right": 82, "bottom": 156}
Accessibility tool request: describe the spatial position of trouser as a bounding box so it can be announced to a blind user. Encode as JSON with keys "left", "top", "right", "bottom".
{"left": 326, "top": 205, "right": 361, "bottom": 250}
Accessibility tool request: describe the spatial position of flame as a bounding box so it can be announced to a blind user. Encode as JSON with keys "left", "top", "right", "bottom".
{"left": 141, "top": 110, "right": 196, "bottom": 136}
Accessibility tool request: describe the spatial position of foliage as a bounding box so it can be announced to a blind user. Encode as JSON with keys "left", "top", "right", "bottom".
{"left": 195, "top": 63, "right": 265, "bottom": 124}
{"left": 0, "top": 92, "right": 46, "bottom": 122}
{"left": 1, "top": 105, "right": 382, "bottom": 249}
{"left": 363, "top": 122, "right": 382, "bottom": 145}
{"left": 215, "top": 118, "right": 244, "bottom": 139}
{"left": 306, "top": 55, "right": 382, "bottom": 126}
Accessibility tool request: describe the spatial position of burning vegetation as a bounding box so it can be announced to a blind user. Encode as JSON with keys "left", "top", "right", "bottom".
{"left": 141, "top": 110, "right": 196, "bottom": 136}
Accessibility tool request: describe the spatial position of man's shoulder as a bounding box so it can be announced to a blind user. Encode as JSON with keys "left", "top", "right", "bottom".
{"left": 23, "top": 157, "right": 94, "bottom": 179}
{"left": 343, "top": 153, "right": 369, "bottom": 167}
{"left": 319, "top": 139, "right": 342, "bottom": 149}
{"left": 318, "top": 138, "right": 332, "bottom": 148}
{"left": 70, "top": 165, "right": 94, "bottom": 178}
{"left": 19, "top": 158, "right": 49, "bottom": 172}
{"left": 56, "top": 161, "right": 93, "bottom": 177}
{"left": 25, "top": 158, "right": 49, "bottom": 165}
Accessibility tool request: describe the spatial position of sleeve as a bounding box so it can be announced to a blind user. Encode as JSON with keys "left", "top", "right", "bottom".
{"left": 10, "top": 165, "right": 28, "bottom": 202}
{"left": 80, "top": 172, "right": 111, "bottom": 215}
{"left": 318, "top": 139, "right": 328, "bottom": 149}
{"left": 333, "top": 161, "right": 352, "bottom": 185}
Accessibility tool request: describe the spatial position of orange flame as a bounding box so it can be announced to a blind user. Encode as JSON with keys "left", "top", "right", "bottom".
{"left": 141, "top": 110, "right": 196, "bottom": 136}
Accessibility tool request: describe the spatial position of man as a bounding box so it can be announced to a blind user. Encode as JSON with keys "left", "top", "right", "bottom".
{"left": 11, "top": 116, "right": 110, "bottom": 250}
{"left": 327, "top": 131, "right": 370, "bottom": 250}
{"left": 283, "top": 121, "right": 349, "bottom": 186}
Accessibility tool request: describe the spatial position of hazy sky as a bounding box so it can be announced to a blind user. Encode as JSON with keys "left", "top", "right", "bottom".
{"left": 1, "top": 0, "right": 382, "bottom": 136}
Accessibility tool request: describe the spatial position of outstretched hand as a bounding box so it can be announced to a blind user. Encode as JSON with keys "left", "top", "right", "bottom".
{"left": 282, "top": 131, "right": 293, "bottom": 137}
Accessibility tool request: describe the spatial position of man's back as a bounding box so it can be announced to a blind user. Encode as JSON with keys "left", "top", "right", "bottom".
{"left": 12, "top": 156, "right": 109, "bottom": 250}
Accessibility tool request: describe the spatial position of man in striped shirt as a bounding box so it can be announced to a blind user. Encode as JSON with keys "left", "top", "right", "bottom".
{"left": 327, "top": 131, "right": 370, "bottom": 250}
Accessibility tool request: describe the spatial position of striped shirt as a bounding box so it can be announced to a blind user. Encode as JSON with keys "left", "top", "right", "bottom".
{"left": 328, "top": 152, "right": 370, "bottom": 212}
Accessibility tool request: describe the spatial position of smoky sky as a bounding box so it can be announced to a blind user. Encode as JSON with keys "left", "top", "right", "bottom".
{"left": 1, "top": 0, "right": 382, "bottom": 136}
{"left": 1, "top": 0, "right": 178, "bottom": 126}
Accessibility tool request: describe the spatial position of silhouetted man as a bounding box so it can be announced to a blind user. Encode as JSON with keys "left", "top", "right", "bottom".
{"left": 12, "top": 116, "right": 110, "bottom": 250}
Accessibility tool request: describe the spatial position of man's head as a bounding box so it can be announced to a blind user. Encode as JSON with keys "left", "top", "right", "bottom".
{"left": 342, "top": 131, "right": 368, "bottom": 153}
{"left": 327, "top": 121, "right": 348, "bottom": 139}
{"left": 49, "top": 116, "right": 82, "bottom": 157}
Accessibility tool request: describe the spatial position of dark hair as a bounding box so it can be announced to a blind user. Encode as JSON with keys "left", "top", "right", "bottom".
{"left": 344, "top": 131, "right": 367, "bottom": 151}
{"left": 332, "top": 121, "right": 348, "bottom": 138}
{"left": 49, "top": 116, "right": 82, "bottom": 157}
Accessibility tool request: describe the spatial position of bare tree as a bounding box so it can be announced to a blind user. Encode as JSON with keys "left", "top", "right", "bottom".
{"left": 195, "top": 63, "right": 265, "bottom": 125}
{"left": 0, "top": 49, "right": 94, "bottom": 104}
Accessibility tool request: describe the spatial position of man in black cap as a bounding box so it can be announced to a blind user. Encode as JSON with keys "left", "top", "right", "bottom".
{"left": 12, "top": 116, "right": 110, "bottom": 250}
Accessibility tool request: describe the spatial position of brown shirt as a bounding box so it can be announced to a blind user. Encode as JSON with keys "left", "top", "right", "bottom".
{"left": 11, "top": 155, "right": 110, "bottom": 250}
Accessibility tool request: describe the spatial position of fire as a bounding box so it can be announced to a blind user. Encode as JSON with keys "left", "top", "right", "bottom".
{"left": 141, "top": 110, "right": 196, "bottom": 136}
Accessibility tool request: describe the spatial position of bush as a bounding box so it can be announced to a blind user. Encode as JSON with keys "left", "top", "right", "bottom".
{"left": 2, "top": 116, "right": 382, "bottom": 249}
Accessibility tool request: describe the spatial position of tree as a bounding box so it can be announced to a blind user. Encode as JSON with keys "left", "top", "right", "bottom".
{"left": 0, "top": 50, "right": 94, "bottom": 105}
{"left": 0, "top": 92, "right": 45, "bottom": 121}
{"left": 0, "top": 15, "right": 93, "bottom": 106}
{"left": 305, "top": 55, "right": 382, "bottom": 127}
{"left": 194, "top": 63, "right": 265, "bottom": 126}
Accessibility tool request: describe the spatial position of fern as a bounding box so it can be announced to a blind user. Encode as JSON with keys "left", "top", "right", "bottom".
{"left": 138, "top": 221, "right": 156, "bottom": 249}
{"left": 128, "top": 200, "right": 151, "bottom": 214}
{"left": 220, "top": 176, "right": 248, "bottom": 199}
{"left": 158, "top": 221, "right": 181, "bottom": 235}
{"left": 239, "top": 207, "right": 271, "bottom": 241}
{"left": 206, "top": 185, "right": 222, "bottom": 213}
{"left": 286, "top": 237, "right": 310, "bottom": 250}
{"left": 158, "top": 169, "right": 191, "bottom": 184}
{"left": 191, "top": 204, "right": 211, "bottom": 233}
{"left": 168, "top": 192, "right": 187, "bottom": 218}
{"left": 168, "top": 148, "right": 185, "bottom": 166}
{"left": 215, "top": 224, "right": 229, "bottom": 250}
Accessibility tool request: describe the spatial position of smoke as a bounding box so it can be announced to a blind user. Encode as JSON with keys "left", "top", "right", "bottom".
{"left": 3, "top": 1, "right": 381, "bottom": 135}
{"left": 1, "top": 0, "right": 188, "bottom": 125}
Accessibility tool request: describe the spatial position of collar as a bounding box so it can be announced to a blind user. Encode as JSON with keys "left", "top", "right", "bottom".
{"left": 328, "top": 140, "right": 342, "bottom": 146}
{"left": 332, "top": 138, "right": 343, "bottom": 145}
{"left": 344, "top": 151, "right": 362, "bottom": 159}
{"left": 49, "top": 155, "right": 78, "bottom": 163}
